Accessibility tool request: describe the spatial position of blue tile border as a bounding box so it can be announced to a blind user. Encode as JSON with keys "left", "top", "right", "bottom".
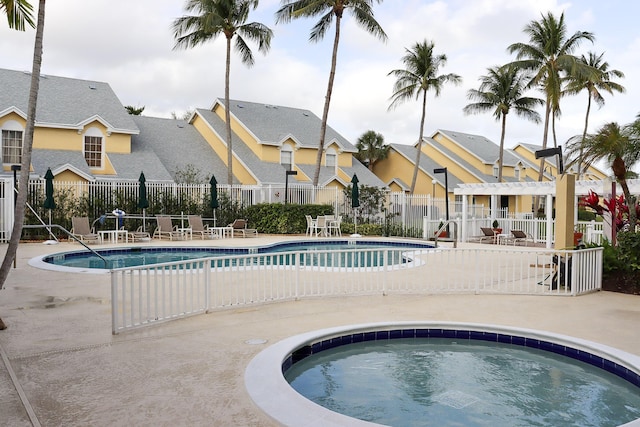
{"left": 282, "top": 327, "right": 640, "bottom": 389}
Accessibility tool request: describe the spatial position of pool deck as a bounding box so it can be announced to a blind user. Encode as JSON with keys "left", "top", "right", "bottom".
{"left": 0, "top": 236, "right": 639, "bottom": 426}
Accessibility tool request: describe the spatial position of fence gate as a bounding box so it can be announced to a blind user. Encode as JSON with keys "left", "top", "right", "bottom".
{"left": 0, "top": 177, "right": 14, "bottom": 243}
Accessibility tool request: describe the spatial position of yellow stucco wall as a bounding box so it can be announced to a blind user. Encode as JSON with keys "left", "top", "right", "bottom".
{"left": 192, "top": 114, "right": 256, "bottom": 185}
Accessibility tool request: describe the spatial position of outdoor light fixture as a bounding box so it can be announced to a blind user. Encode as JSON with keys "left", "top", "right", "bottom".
{"left": 284, "top": 170, "right": 298, "bottom": 204}
{"left": 433, "top": 167, "right": 449, "bottom": 234}
{"left": 535, "top": 146, "right": 564, "bottom": 174}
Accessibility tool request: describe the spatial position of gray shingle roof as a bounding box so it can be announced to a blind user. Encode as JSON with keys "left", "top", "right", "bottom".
{"left": 197, "top": 107, "right": 384, "bottom": 187}
{"left": 130, "top": 115, "right": 227, "bottom": 183}
{"left": 219, "top": 99, "right": 357, "bottom": 152}
{"left": 0, "top": 68, "right": 138, "bottom": 134}
{"left": 30, "top": 149, "right": 93, "bottom": 178}
{"left": 436, "top": 129, "right": 521, "bottom": 167}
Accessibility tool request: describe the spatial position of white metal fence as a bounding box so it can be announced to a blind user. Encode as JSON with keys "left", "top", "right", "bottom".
{"left": 4, "top": 179, "right": 486, "bottom": 241}
{"left": 111, "top": 246, "right": 603, "bottom": 334}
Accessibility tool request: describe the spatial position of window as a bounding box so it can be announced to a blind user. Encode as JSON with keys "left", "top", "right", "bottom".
{"left": 515, "top": 167, "right": 520, "bottom": 181}
{"left": 2, "top": 129, "right": 23, "bottom": 164}
{"left": 325, "top": 148, "right": 336, "bottom": 168}
{"left": 493, "top": 164, "right": 499, "bottom": 177}
{"left": 84, "top": 135, "right": 103, "bottom": 168}
{"left": 280, "top": 145, "right": 293, "bottom": 171}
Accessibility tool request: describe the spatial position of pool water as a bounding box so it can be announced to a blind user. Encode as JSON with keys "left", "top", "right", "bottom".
{"left": 41, "top": 240, "right": 431, "bottom": 270}
{"left": 284, "top": 338, "right": 640, "bottom": 426}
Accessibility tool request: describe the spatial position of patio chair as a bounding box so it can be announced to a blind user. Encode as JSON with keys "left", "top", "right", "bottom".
{"left": 153, "top": 215, "right": 182, "bottom": 240}
{"left": 315, "top": 215, "right": 328, "bottom": 237}
{"left": 305, "top": 215, "right": 318, "bottom": 237}
{"left": 326, "top": 215, "right": 342, "bottom": 237}
{"left": 188, "top": 215, "right": 215, "bottom": 239}
{"left": 229, "top": 219, "right": 258, "bottom": 238}
{"left": 71, "top": 217, "right": 100, "bottom": 244}
{"left": 509, "top": 230, "right": 535, "bottom": 246}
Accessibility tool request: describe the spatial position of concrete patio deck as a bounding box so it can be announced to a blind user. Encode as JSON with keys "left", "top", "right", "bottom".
{"left": 0, "top": 237, "right": 639, "bottom": 426}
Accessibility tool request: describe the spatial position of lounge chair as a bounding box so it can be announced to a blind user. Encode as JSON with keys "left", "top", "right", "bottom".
{"left": 509, "top": 230, "right": 535, "bottom": 246}
{"left": 71, "top": 217, "right": 100, "bottom": 243}
{"left": 188, "top": 215, "right": 215, "bottom": 239}
{"left": 153, "top": 215, "right": 183, "bottom": 240}
{"left": 471, "top": 227, "right": 497, "bottom": 244}
{"left": 128, "top": 226, "right": 151, "bottom": 242}
{"left": 229, "top": 219, "right": 258, "bottom": 238}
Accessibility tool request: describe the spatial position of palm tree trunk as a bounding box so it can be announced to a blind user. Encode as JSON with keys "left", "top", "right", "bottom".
{"left": 225, "top": 36, "right": 233, "bottom": 187}
{"left": 312, "top": 14, "right": 341, "bottom": 187}
{"left": 498, "top": 113, "right": 506, "bottom": 183}
{"left": 579, "top": 93, "right": 593, "bottom": 178}
{"left": 0, "top": 0, "right": 45, "bottom": 299}
{"left": 410, "top": 90, "right": 427, "bottom": 194}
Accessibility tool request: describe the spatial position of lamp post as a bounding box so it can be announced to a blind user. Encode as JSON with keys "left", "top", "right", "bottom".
{"left": 433, "top": 168, "right": 449, "bottom": 234}
{"left": 284, "top": 170, "right": 298, "bottom": 204}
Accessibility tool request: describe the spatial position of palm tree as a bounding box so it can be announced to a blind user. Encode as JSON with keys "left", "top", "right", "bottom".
{"left": 354, "top": 130, "right": 389, "bottom": 171}
{"left": 173, "top": 0, "right": 273, "bottom": 186}
{"left": 567, "top": 120, "right": 640, "bottom": 228}
{"left": 388, "top": 40, "right": 461, "bottom": 194}
{"left": 564, "top": 51, "right": 625, "bottom": 177}
{"left": 463, "top": 66, "right": 543, "bottom": 182}
{"left": 0, "top": 0, "right": 43, "bottom": 332}
{"left": 276, "top": 0, "right": 387, "bottom": 187}
{"left": 1, "top": 0, "right": 33, "bottom": 30}
{"left": 506, "top": 12, "right": 594, "bottom": 183}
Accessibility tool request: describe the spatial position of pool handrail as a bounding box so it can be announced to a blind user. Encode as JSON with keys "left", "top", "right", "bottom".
{"left": 22, "top": 224, "right": 108, "bottom": 268}
{"left": 433, "top": 219, "right": 458, "bottom": 248}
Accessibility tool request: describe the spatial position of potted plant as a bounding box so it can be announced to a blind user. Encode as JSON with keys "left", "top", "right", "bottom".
{"left": 492, "top": 219, "right": 502, "bottom": 234}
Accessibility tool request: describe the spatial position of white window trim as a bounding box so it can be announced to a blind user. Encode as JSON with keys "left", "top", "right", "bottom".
{"left": 1, "top": 120, "right": 24, "bottom": 165}
{"left": 325, "top": 147, "right": 337, "bottom": 171}
{"left": 83, "top": 127, "right": 105, "bottom": 169}
{"left": 280, "top": 144, "right": 294, "bottom": 171}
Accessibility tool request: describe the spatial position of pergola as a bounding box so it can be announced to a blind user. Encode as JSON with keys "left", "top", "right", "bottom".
{"left": 455, "top": 178, "right": 640, "bottom": 248}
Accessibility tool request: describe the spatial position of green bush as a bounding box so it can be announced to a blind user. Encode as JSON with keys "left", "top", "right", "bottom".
{"left": 245, "top": 203, "right": 333, "bottom": 234}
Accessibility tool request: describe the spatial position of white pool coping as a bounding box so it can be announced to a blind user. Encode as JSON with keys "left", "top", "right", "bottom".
{"left": 245, "top": 321, "right": 640, "bottom": 427}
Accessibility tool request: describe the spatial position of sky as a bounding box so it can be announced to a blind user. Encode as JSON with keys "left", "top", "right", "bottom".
{"left": 1, "top": 0, "right": 639, "bottom": 174}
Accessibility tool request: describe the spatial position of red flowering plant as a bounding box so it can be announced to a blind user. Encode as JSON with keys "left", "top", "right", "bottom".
{"left": 580, "top": 190, "right": 639, "bottom": 232}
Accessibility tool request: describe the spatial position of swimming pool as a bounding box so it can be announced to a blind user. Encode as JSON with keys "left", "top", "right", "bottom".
{"left": 31, "top": 239, "right": 434, "bottom": 272}
{"left": 246, "top": 322, "right": 640, "bottom": 426}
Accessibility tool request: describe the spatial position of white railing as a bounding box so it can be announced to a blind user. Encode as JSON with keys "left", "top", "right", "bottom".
{"left": 111, "top": 246, "right": 602, "bottom": 334}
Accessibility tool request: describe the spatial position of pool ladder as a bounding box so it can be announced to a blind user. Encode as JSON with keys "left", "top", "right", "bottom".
{"left": 432, "top": 220, "right": 458, "bottom": 248}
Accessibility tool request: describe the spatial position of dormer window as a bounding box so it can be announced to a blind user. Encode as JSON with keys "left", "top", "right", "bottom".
{"left": 1, "top": 120, "right": 24, "bottom": 165}
{"left": 280, "top": 144, "right": 293, "bottom": 171}
{"left": 515, "top": 166, "right": 520, "bottom": 181}
{"left": 493, "top": 164, "right": 499, "bottom": 178}
{"left": 83, "top": 127, "right": 104, "bottom": 169}
{"left": 325, "top": 148, "right": 337, "bottom": 168}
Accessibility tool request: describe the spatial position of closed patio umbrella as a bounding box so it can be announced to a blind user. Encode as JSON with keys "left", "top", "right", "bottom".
{"left": 210, "top": 174, "right": 219, "bottom": 226}
{"left": 43, "top": 168, "right": 57, "bottom": 241}
{"left": 138, "top": 172, "right": 149, "bottom": 231}
{"left": 351, "top": 174, "right": 360, "bottom": 237}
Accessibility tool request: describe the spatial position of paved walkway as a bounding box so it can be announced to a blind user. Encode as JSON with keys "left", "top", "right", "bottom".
{"left": 0, "top": 237, "right": 639, "bottom": 426}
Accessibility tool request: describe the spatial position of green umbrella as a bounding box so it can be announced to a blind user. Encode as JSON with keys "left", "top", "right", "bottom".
{"left": 209, "top": 174, "right": 219, "bottom": 209}
{"left": 351, "top": 174, "right": 360, "bottom": 236}
{"left": 351, "top": 174, "right": 360, "bottom": 208}
{"left": 138, "top": 172, "right": 149, "bottom": 231}
{"left": 210, "top": 174, "right": 219, "bottom": 226}
{"left": 43, "top": 168, "right": 55, "bottom": 210}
